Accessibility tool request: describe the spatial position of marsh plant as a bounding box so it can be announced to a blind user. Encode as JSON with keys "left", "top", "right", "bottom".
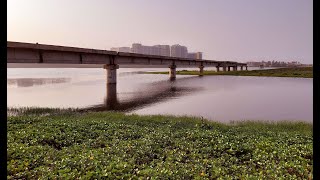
{"left": 8, "top": 108, "right": 312, "bottom": 179}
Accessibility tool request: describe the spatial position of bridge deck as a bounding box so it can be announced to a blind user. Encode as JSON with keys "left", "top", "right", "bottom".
{"left": 7, "top": 42, "right": 246, "bottom": 68}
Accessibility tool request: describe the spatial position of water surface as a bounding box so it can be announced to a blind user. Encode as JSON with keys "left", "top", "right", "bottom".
{"left": 7, "top": 68, "right": 312, "bottom": 123}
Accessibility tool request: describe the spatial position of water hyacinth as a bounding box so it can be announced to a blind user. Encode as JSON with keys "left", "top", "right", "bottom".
{"left": 8, "top": 108, "right": 312, "bottom": 179}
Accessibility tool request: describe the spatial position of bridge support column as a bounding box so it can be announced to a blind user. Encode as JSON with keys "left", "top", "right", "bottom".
{"left": 169, "top": 65, "right": 176, "bottom": 80}
{"left": 234, "top": 66, "right": 238, "bottom": 71}
{"left": 246, "top": 66, "right": 248, "bottom": 71}
{"left": 104, "top": 64, "right": 119, "bottom": 84}
{"left": 228, "top": 66, "right": 231, "bottom": 71}
{"left": 199, "top": 65, "right": 204, "bottom": 76}
{"left": 105, "top": 83, "right": 118, "bottom": 110}
{"left": 216, "top": 66, "right": 220, "bottom": 72}
{"left": 240, "top": 66, "right": 243, "bottom": 71}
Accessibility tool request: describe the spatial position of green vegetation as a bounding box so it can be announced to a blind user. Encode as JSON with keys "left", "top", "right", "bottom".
{"left": 8, "top": 108, "right": 312, "bottom": 179}
{"left": 146, "top": 67, "right": 313, "bottom": 78}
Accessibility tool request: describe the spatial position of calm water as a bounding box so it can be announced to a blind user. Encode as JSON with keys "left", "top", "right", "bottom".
{"left": 7, "top": 68, "right": 312, "bottom": 123}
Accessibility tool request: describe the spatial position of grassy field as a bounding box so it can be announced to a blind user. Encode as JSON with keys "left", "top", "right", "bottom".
{"left": 8, "top": 108, "right": 313, "bottom": 179}
{"left": 146, "top": 67, "right": 313, "bottom": 78}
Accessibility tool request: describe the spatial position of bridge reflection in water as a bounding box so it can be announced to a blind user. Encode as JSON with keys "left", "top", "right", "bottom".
{"left": 86, "top": 76, "right": 202, "bottom": 112}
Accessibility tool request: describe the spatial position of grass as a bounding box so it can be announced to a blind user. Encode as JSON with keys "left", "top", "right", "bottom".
{"left": 8, "top": 108, "right": 313, "bottom": 179}
{"left": 146, "top": 67, "right": 313, "bottom": 78}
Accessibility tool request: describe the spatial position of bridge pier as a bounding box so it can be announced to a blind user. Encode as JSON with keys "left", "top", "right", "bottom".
{"left": 199, "top": 65, "right": 204, "bottom": 76}
{"left": 228, "top": 66, "right": 231, "bottom": 71}
{"left": 105, "top": 83, "right": 118, "bottom": 110}
{"left": 234, "top": 66, "right": 238, "bottom": 71}
{"left": 240, "top": 66, "right": 243, "bottom": 71}
{"left": 169, "top": 65, "right": 176, "bottom": 80}
{"left": 246, "top": 66, "right": 248, "bottom": 70}
{"left": 104, "top": 64, "right": 119, "bottom": 84}
{"left": 216, "top": 66, "right": 220, "bottom": 72}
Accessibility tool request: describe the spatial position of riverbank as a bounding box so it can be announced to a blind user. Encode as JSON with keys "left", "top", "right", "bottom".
{"left": 8, "top": 108, "right": 312, "bottom": 179}
{"left": 146, "top": 67, "right": 313, "bottom": 78}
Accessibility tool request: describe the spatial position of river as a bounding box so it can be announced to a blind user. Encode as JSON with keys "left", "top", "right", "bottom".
{"left": 7, "top": 67, "right": 312, "bottom": 123}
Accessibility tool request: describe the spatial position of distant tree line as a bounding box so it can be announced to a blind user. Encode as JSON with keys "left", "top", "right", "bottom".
{"left": 246, "top": 60, "right": 304, "bottom": 67}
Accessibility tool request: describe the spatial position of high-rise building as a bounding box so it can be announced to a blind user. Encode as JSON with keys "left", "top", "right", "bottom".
{"left": 142, "top": 46, "right": 152, "bottom": 55}
{"left": 196, "top": 52, "right": 203, "bottom": 59}
{"left": 187, "top": 53, "right": 196, "bottom": 59}
{"left": 131, "top": 43, "right": 143, "bottom": 54}
{"left": 170, "top": 44, "right": 188, "bottom": 58}
{"left": 187, "top": 52, "right": 202, "bottom": 60}
{"left": 151, "top": 46, "right": 161, "bottom": 56}
{"left": 110, "top": 47, "right": 131, "bottom": 53}
{"left": 154, "top": 45, "right": 170, "bottom": 56}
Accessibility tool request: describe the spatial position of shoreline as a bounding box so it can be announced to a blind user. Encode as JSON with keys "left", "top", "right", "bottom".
{"left": 7, "top": 107, "right": 312, "bottom": 125}
{"left": 145, "top": 67, "right": 313, "bottom": 78}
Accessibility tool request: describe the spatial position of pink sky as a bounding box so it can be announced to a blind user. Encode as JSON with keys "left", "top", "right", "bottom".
{"left": 7, "top": 0, "right": 313, "bottom": 63}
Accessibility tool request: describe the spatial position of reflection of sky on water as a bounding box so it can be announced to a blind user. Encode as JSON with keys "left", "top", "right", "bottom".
{"left": 7, "top": 78, "right": 71, "bottom": 87}
{"left": 7, "top": 68, "right": 312, "bottom": 123}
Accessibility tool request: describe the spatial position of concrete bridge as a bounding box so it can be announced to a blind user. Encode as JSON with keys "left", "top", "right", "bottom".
{"left": 7, "top": 41, "right": 247, "bottom": 83}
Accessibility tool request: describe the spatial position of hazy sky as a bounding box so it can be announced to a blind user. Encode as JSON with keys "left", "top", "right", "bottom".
{"left": 8, "top": 0, "right": 313, "bottom": 63}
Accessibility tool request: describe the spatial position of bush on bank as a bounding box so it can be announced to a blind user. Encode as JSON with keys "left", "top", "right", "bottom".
{"left": 7, "top": 108, "right": 313, "bottom": 179}
{"left": 146, "top": 67, "right": 313, "bottom": 78}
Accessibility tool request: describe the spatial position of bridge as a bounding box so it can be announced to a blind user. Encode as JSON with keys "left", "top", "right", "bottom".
{"left": 7, "top": 41, "right": 247, "bottom": 84}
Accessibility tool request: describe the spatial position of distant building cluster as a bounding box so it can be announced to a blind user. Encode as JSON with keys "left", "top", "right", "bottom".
{"left": 111, "top": 43, "right": 202, "bottom": 59}
{"left": 246, "top": 60, "right": 308, "bottom": 67}
{"left": 131, "top": 43, "right": 171, "bottom": 57}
